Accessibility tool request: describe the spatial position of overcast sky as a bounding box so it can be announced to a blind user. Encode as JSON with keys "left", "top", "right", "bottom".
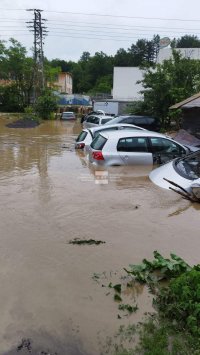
{"left": 1, "top": 0, "right": 200, "bottom": 62}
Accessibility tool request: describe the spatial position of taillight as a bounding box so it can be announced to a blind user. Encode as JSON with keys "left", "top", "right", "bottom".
{"left": 77, "top": 143, "right": 85, "bottom": 149}
{"left": 92, "top": 151, "right": 104, "bottom": 160}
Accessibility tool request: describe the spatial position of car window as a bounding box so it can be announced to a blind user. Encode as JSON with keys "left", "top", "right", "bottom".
{"left": 117, "top": 137, "right": 148, "bottom": 152}
{"left": 150, "top": 137, "right": 185, "bottom": 154}
{"left": 132, "top": 117, "right": 147, "bottom": 125}
{"left": 101, "top": 118, "right": 112, "bottom": 125}
{"left": 91, "top": 134, "right": 107, "bottom": 150}
{"left": 174, "top": 152, "right": 200, "bottom": 180}
{"left": 87, "top": 116, "right": 95, "bottom": 123}
{"left": 76, "top": 131, "right": 88, "bottom": 142}
{"left": 93, "top": 117, "right": 100, "bottom": 124}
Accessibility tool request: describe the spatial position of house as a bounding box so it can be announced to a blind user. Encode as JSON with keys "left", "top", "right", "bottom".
{"left": 170, "top": 92, "right": 200, "bottom": 135}
{"left": 52, "top": 72, "right": 73, "bottom": 94}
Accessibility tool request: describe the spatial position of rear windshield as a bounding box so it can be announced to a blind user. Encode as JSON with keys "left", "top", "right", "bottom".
{"left": 174, "top": 151, "right": 200, "bottom": 180}
{"left": 91, "top": 134, "right": 107, "bottom": 150}
{"left": 76, "top": 131, "right": 88, "bottom": 142}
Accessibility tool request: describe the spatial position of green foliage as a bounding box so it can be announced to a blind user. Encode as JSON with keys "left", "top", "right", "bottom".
{"left": 34, "top": 90, "right": 58, "bottom": 119}
{"left": 140, "top": 50, "right": 200, "bottom": 127}
{"left": 172, "top": 35, "right": 200, "bottom": 48}
{"left": 118, "top": 304, "right": 138, "bottom": 314}
{"left": 0, "top": 84, "right": 24, "bottom": 112}
{"left": 156, "top": 267, "right": 200, "bottom": 336}
{"left": 124, "top": 250, "right": 191, "bottom": 283}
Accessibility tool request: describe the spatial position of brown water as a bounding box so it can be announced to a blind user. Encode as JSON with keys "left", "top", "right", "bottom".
{"left": 0, "top": 118, "right": 200, "bottom": 354}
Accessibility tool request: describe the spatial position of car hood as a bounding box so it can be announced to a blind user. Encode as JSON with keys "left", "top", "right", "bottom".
{"left": 149, "top": 160, "right": 194, "bottom": 190}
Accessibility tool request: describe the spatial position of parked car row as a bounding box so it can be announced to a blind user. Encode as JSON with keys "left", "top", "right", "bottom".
{"left": 75, "top": 113, "right": 200, "bottom": 195}
{"left": 75, "top": 113, "right": 197, "bottom": 167}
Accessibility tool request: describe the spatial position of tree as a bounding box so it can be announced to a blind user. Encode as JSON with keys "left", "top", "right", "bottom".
{"left": 172, "top": 35, "right": 200, "bottom": 48}
{"left": 139, "top": 50, "right": 200, "bottom": 127}
{"left": 0, "top": 38, "right": 35, "bottom": 107}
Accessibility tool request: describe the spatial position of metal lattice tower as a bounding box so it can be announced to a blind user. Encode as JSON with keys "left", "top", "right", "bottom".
{"left": 27, "top": 9, "right": 48, "bottom": 99}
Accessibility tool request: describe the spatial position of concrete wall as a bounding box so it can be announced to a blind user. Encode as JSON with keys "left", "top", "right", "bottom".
{"left": 157, "top": 48, "right": 200, "bottom": 64}
{"left": 112, "top": 67, "right": 144, "bottom": 100}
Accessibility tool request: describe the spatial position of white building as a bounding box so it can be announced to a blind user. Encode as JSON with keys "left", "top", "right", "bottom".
{"left": 112, "top": 67, "right": 144, "bottom": 101}
{"left": 157, "top": 48, "right": 200, "bottom": 64}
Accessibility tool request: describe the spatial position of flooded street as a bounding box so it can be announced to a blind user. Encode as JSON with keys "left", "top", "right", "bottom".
{"left": 0, "top": 118, "right": 200, "bottom": 354}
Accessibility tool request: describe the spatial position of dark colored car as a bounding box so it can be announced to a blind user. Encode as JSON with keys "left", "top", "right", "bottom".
{"left": 105, "top": 115, "right": 161, "bottom": 132}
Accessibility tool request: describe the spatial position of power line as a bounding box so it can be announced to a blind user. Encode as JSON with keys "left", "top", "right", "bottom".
{"left": 0, "top": 8, "right": 200, "bottom": 22}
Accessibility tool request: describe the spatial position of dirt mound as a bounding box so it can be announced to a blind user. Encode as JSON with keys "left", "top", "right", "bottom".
{"left": 6, "top": 118, "right": 40, "bottom": 128}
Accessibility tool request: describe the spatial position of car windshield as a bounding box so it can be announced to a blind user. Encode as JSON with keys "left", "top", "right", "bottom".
{"left": 174, "top": 151, "right": 200, "bottom": 180}
{"left": 105, "top": 117, "right": 122, "bottom": 125}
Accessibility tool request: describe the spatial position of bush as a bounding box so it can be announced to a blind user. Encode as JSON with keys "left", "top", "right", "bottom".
{"left": 34, "top": 90, "right": 58, "bottom": 119}
{"left": 156, "top": 267, "right": 200, "bottom": 336}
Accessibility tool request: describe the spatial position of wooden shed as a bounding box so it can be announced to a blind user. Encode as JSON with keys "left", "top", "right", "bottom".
{"left": 170, "top": 93, "right": 200, "bottom": 136}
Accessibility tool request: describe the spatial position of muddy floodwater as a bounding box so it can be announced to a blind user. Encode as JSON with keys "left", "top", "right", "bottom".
{"left": 0, "top": 118, "right": 200, "bottom": 354}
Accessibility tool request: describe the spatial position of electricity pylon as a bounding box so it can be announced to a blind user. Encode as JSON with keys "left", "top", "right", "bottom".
{"left": 27, "top": 9, "right": 48, "bottom": 101}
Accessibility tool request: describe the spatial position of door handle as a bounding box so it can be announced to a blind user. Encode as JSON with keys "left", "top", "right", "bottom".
{"left": 124, "top": 155, "right": 129, "bottom": 160}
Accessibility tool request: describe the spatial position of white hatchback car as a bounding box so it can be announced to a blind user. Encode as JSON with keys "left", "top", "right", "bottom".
{"left": 88, "top": 130, "right": 191, "bottom": 166}
{"left": 83, "top": 114, "right": 113, "bottom": 129}
{"left": 149, "top": 150, "right": 200, "bottom": 196}
{"left": 75, "top": 123, "right": 146, "bottom": 150}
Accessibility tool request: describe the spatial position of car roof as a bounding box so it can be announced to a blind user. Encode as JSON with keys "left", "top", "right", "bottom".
{"left": 89, "top": 123, "right": 146, "bottom": 133}
{"left": 88, "top": 114, "right": 113, "bottom": 119}
{"left": 62, "top": 111, "right": 74, "bottom": 114}
{"left": 99, "top": 130, "right": 167, "bottom": 139}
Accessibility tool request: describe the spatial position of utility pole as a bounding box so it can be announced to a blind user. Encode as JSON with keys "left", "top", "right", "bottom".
{"left": 26, "top": 9, "right": 48, "bottom": 101}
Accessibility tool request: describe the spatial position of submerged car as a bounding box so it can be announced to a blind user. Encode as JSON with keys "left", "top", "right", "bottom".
{"left": 83, "top": 114, "right": 113, "bottom": 129}
{"left": 105, "top": 115, "right": 161, "bottom": 131}
{"left": 88, "top": 131, "right": 191, "bottom": 166}
{"left": 75, "top": 123, "right": 146, "bottom": 149}
{"left": 61, "top": 111, "right": 76, "bottom": 120}
{"left": 81, "top": 110, "right": 106, "bottom": 123}
{"left": 149, "top": 150, "right": 200, "bottom": 197}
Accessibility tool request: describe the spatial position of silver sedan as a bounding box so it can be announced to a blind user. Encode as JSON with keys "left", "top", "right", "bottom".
{"left": 88, "top": 130, "right": 191, "bottom": 166}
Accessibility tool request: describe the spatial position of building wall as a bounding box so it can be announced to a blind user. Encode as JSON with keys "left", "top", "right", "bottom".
{"left": 54, "top": 73, "right": 73, "bottom": 94}
{"left": 157, "top": 48, "right": 200, "bottom": 64}
{"left": 182, "top": 108, "right": 200, "bottom": 135}
{"left": 112, "top": 67, "right": 144, "bottom": 100}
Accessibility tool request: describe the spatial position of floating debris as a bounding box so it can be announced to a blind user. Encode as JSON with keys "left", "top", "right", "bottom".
{"left": 164, "top": 178, "right": 200, "bottom": 203}
{"left": 69, "top": 238, "right": 105, "bottom": 245}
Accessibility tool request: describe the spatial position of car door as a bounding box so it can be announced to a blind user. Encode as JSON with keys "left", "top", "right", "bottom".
{"left": 117, "top": 137, "right": 153, "bottom": 165}
{"left": 149, "top": 137, "right": 187, "bottom": 164}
